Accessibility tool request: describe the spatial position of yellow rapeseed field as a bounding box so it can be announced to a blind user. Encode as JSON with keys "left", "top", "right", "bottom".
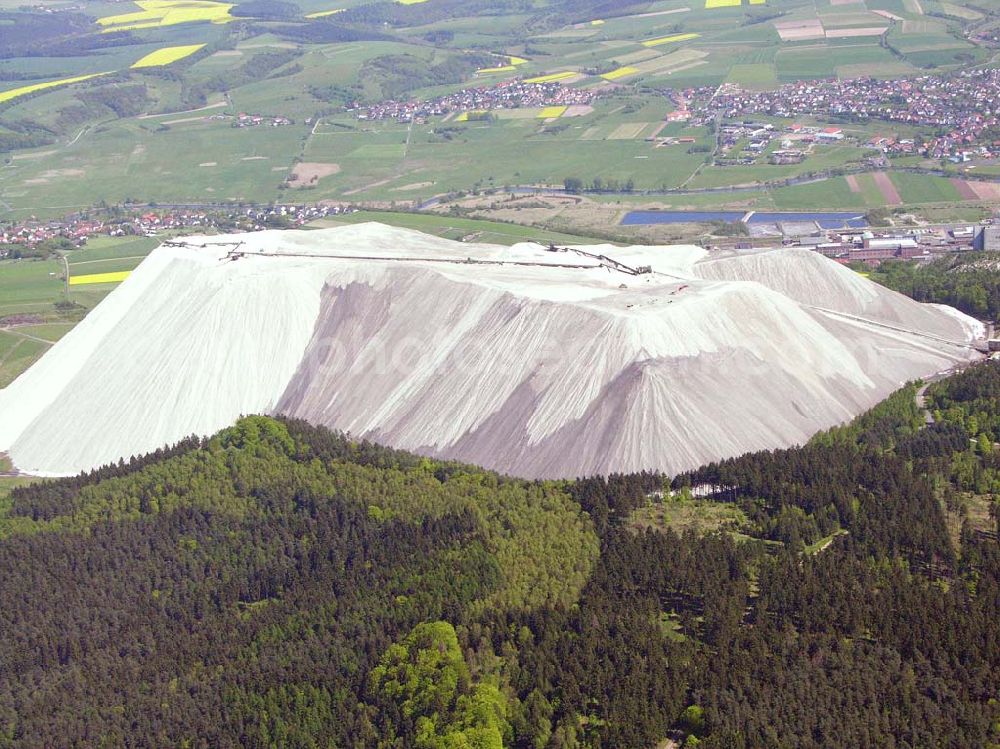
{"left": 524, "top": 71, "right": 576, "bottom": 83}
{"left": 538, "top": 106, "right": 567, "bottom": 118}
{"left": 131, "top": 44, "right": 206, "bottom": 68}
{"left": 0, "top": 73, "right": 109, "bottom": 105}
{"left": 98, "top": 0, "right": 234, "bottom": 33}
{"left": 705, "top": 0, "right": 742, "bottom": 8}
{"left": 642, "top": 32, "right": 700, "bottom": 47}
{"left": 304, "top": 7, "right": 343, "bottom": 16}
{"left": 68, "top": 271, "right": 132, "bottom": 286}
{"left": 476, "top": 55, "right": 528, "bottom": 75}
{"left": 601, "top": 66, "right": 638, "bottom": 81}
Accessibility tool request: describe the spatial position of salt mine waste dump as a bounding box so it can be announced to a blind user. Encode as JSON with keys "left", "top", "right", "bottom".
{"left": 0, "top": 222, "right": 985, "bottom": 479}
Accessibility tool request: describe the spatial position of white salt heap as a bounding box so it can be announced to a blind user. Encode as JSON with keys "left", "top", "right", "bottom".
{"left": 0, "top": 223, "right": 984, "bottom": 478}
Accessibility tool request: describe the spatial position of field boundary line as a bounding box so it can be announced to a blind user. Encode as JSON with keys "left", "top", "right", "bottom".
{"left": 68, "top": 255, "right": 148, "bottom": 267}
{"left": 1, "top": 329, "right": 54, "bottom": 346}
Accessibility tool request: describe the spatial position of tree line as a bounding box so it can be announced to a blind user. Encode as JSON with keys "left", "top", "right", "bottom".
{"left": 872, "top": 252, "right": 1000, "bottom": 320}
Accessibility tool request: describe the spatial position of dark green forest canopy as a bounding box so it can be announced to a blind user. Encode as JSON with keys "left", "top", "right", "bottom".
{"left": 872, "top": 253, "right": 1000, "bottom": 322}
{"left": 929, "top": 360, "right": 1000, "bottom": 441}
{"left": 1, "top": 386, "right": 1000, "bottom": 748}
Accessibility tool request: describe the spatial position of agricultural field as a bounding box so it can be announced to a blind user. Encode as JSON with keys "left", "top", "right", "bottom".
{"left": 770, "top": 177, "right": 869, "bottom": 210}
{"left": 687, "top": 144, "right": 867, "bottom": 189}
{"left": 65, "top": 235, "right": 161, "bottom": 264}
{"left": 131, "top": 44, "right": 206, "bottom": 68}
{"left": 314, "top": 209, "right": 614, "bottom": 245}
{"left": 290, "top": 93, "right": 714, "bottom": 200}
{"left": 889, "top": 171, "right": 963, "bottom": 203}
{"left": 0, "top": 0, "right": 996, "bottom": 220}
{"left": 2, "top": 119, "right": 306, "bottom": 214}
{"left": 0, "top": 236, "right": 158, "bottom": 385}
{"left": 0, "top": 257, "right": 66, "bottom": 319}
{"left": 0, "top": 330, "right": 47, "bottom": 388}
{"left": 68, "top": 270, "right": 132, "bottom": 285}
{"left": 726, "top": 62, "right": 778, "bottom": 87}
{"left": 96, "top": 0, "right": 235, "bottom": 33}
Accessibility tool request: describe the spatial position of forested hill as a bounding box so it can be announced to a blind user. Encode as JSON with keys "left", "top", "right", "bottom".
{"left": 1, "top": 384, "right": 1000, "bottom": 747}
{"left": 872, "top": 253, "right": 1000, "bottom": 321}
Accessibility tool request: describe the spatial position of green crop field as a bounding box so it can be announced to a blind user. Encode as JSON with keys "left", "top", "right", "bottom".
{"left": 2, "top": 120, "right": 306, "bottom": 216}
{"left": 0, "top": 258, "right": 65, "bottom": 318}
{"left": 0, "top": 329, "right": 19, "bottom": 361}
{"left": 726, "top": 63, "right": 778, "bottom": 87}
{"left": 66, "top": 236, "right": 160, "bottom": 265}
{"left": 770, "top": 177, "right": 868, "bottom": 211}
{"left": 0, "top": 237, "right": 157, "bottom": 383}
{"left": 0, "top": 331, "right": 47, "bottom": 388}
{"left": 13, "top": 322, "right": 74, "bottom": 342}
{"left": 890, "top": 172, "right": 962, "bottom": 203}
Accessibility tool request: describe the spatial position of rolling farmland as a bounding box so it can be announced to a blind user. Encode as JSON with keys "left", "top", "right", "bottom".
{"left": 0, "top": 0, "right": 995, "bottom": 219}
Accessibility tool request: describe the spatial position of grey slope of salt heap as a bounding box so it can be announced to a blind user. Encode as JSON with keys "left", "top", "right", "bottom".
{"left": 0, "top": 222, "right": 983, "bottom": 479}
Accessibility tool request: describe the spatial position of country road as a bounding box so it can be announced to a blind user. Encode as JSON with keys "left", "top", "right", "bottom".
{"left": 915, "top": 380, "right": 936, "bottom": 425}
{"left": 915, "top": 361, "right": 984, "bottom": 426}
{"left": 2, "top": 328, "right": 55, "bottom": 346}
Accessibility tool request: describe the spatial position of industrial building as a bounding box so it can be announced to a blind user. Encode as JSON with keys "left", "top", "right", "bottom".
{"left": 977, "top": 225, "right": 1000, "bottom": 252}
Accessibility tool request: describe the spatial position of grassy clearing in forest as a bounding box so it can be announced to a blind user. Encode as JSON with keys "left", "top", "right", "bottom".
{"left": 630, "top": 496, "right": 749, "bottom": 537}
